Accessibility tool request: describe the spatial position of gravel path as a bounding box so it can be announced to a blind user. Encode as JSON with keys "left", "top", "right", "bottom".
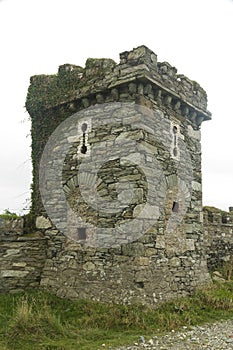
{"left": 111, "top": 319, "right": 233, "bottom": 349}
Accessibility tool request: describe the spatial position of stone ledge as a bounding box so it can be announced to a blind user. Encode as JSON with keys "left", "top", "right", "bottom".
{"left": 26, "top": 45, "right": 211, "bottom": 123}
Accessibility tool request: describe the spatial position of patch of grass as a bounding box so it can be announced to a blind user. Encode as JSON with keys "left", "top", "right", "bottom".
{"left": 9, "top": 296, "right": 65, "bottom": 338}
{"left": 219, "top": 255, "right": 233, "bottom": 281}
{"left": 0, "top": 282, "right": 233, "bottom": 349}
{"left": 0, "top": 209, "right": 20, "bottom": 220}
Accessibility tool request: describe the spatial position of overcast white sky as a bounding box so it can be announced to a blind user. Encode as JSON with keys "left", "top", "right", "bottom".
{"left": 0, "top": 0, "right": 232, "bottom": 214}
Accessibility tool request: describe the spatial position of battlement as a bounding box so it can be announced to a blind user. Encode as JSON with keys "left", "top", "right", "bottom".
{"left": 203, "top": 206, "right": 233, "bottom": 225}
{"left": 117, "top": 46, "right": 209, "bottom": 112}
{"left": 26, "top": 45, "right": 211, "bottom": 125}
{"left": 203, "top": 207, "right": 233, "bottom": 271}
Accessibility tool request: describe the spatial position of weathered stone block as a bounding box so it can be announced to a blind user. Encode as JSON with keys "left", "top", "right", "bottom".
{"left": 156, "top": 236, "right": 165, "bottom": 249}
{"left": 134, "top": 257, "right": 150, "bottom": 266}
{"left": 83, "top": 262, "right": 96, "bottom": 271}
{"left": 1, "top": 270, "right": 29, "bottom": 278}
{"left": 36, "top": 216, "right": 52, "bottom": 229}
{"left": 122, "top": 242, "right": 145, "bottom": 257}
{"left": 169, "top": 257, "right": 181, "bottom": 267}
{"left": 186, "top": 239, "right": 195, "bottom": 251}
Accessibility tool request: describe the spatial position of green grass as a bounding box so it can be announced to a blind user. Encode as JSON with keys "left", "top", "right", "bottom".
{"left": 1, "top": 281, "right": 233, "bottom": 350}
{"left": 0, "top": 209, "right": 20, "bottom": 220}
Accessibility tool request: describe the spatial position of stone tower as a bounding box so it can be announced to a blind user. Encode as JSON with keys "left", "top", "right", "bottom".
{"left": 26, "top": 46, "right": 211, "bottom": 304}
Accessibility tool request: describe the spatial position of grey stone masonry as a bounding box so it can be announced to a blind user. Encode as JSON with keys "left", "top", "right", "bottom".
{"left": 26, "top": 45, "right": 211, "bottom": 217}
{"left": 1, "top": 209, "right": 233, "bottom": 301}
{"left": 203, "top": 207, "right": 233, "bottom": 271}
{"left": 0, "top": 218, "right": 47, "bottom": 293}
{"left": 14, "top": 45, "right": 215, "bottom": 305}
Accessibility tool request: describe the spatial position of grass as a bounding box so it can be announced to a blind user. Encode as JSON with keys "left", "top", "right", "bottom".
{"left": 0, "top": 281, "right": 233, "bottom": 350}
{"left": 0, "top": 209, "right": 20, "bottom": 220}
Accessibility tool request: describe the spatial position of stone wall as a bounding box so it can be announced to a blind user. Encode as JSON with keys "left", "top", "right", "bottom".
{"left": 203, "top": 207, "right": 233, "bottom": 270}
{"left": 40, "top": 236, "right": 209, "bottom": 304}
{"left": 1, "top": 210, "right": 233, "bottom": 301}
{"left": 0, "top": 218, "right": 47, "bottom": 293}
{"left": 0, "top": 45, "right": 220, "bottom": 305}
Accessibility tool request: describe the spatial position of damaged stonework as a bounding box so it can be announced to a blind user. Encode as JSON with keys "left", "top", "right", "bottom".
{"left": 1, "top": 45, "right": 215, "bottom": 304}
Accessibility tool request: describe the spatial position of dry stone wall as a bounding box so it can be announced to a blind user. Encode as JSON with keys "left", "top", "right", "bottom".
{"left": 0, "top": 218, "right": 47, "bottom": 293}
{"left": 203, "top": 207, "right": 233, "bottom": 270}
{"left": 1, "top": 209, "right": 232, "bottom": 299}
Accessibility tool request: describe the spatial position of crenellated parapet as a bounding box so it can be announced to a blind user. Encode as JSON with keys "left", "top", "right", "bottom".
{"left": 203, "top": 206, "right": 233, "bottom": 226}
{"left": 203, "top": 207, "right": 233, "bottom": 270}
{"left": 116, "top": 46, "right": 209, "bottom": 113}
{"left": 26, "top": 45, "right": 211, "bottom": 128}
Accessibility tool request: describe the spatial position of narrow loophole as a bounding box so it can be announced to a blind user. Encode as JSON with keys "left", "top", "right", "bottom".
{"left": 81, "top": 144, "right": 87, "bottom": 154}
{"left": 173, "top": 125, "right": 178, "bottom": 134}
{"left": 173, "top": 147, "right": 178, "bottom": 156}
{"left": 80, "top": 123, "right": 88, "bottom": 154}
{"left": 81, "top": 123, "right": 88, "bottom": 132}
{"left": 172, "top": 201, "right": 179, "bottom": 213}
{"left": 77, "top": 227, "right": 87, "bottom": 240}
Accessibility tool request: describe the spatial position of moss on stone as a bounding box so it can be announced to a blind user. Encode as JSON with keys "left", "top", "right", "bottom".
{"left": 203, "top": 206, "right": 228, "bottom": 214}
